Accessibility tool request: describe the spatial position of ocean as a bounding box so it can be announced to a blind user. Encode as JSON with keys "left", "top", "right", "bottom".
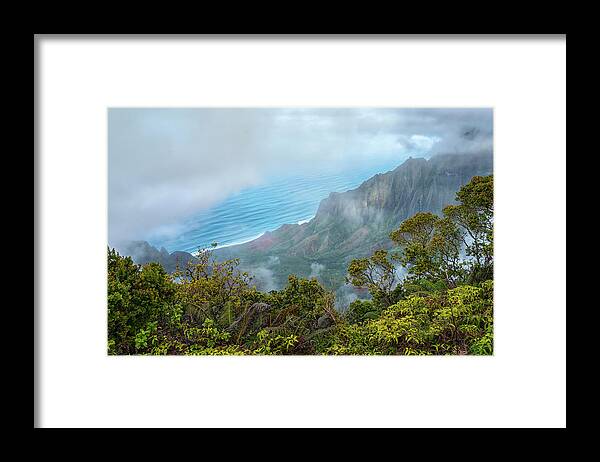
{"left": 150, "top": 157, "right": 403, "bottom": 254}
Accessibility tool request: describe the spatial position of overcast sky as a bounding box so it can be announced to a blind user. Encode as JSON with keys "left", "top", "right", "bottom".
{"left": 108, "top": 108, "right": 492, "bottom": 246}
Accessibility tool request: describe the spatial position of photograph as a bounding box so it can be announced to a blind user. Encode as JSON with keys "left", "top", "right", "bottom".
{"left": 108, "top": 108, "right": 494, "bottom": 355}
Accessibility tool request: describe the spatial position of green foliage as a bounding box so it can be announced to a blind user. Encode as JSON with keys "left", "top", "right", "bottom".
{"left": 402, "top": 278, "right": 448, "bottom": 297}
{"left": 269, "top": 274, "right": 327, "bottom": 315}
{"left": 252, "top": 329, "right": 299, "bottom": 355}
{"left": 175, "top": 247, "right": 257, "bottom": 327}
{"left": 389, "top": 213, "right": 464, "bottom": 288}
{"left": 248, "top": 275, "right": 339, "bottom": 353}
{"left": 108, "top": 250, "right": 340, "bottom": 355}
{"left": 345, "top": 299, "right": 380, "bottom": 324}
{"left": 326, "top": 281, "right": 493, "bottom": 355}
{"left": 347, "top": 249, "right": 399, "bottom": 307}
{"left": 443, "top": 175, "right": 493, "bottom": 283}
{"left": 108, "top": 248, "right": 180, "bottom": 354}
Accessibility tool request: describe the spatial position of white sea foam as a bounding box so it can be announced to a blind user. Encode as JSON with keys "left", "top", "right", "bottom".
{"left": 193, "top": 232, "right": 267, "bottom": 255}
{"left": 193, "top": 217, "right": 314, "bottom": 256}
{"left": 297, "top": 216, "right": 314, "bottom": 225}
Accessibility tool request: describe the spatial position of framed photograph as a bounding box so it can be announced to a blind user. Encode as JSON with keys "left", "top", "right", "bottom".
{"left": 107, "top": 107, "right": 494, "bottom": 357}
{"left": 35, "top": 34, "right": 566, "bottom": 428}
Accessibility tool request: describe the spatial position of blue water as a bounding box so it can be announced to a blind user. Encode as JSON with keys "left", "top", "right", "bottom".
{"left": 150, "top": 158, "right": 404, "bottom": 254}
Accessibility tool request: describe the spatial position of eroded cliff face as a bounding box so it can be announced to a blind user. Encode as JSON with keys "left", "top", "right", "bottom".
{"left": 315, "top": 153, "right": 492, "bottom": 230}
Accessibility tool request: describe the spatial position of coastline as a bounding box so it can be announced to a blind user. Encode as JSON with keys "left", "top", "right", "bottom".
{"left": 192, "top": 215, "right": 315, "bottom": 255}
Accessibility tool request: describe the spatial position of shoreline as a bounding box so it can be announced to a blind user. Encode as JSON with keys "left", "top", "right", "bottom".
{"left": 192, "top": 215, "right": 315, "bottom": 255}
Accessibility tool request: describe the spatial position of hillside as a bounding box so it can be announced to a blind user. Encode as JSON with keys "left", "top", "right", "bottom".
{"left": 214, "top": 151, "right": 493, "bottom": 294}
{"left": 117, "top": 240, "right": 197, "bottom": 273}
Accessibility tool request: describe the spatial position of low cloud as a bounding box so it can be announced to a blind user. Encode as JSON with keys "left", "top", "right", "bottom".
{"left": 335, "top": 285, "right": 361, "bottom": 311}
{"left": 250, "top": 266, "right": 277, "bottom": 292}
{"left": 392, "top": 264, "right": 409, "bottom": 289}
{"left": 248, "top": 255, "right": 283, "bottom": 292}
{"left": 309, "top": 262, "right": 326, "bottom": 279}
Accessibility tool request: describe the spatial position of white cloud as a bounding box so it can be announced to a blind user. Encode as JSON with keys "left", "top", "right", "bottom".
{"left": 267, "top": 256, "right": 280, "bottom": 266}
{"left": 309, "top": 262, "right": 326, "bottom": 278}
{"left": 251, "top": 266, "right": 277, "bottom": 292}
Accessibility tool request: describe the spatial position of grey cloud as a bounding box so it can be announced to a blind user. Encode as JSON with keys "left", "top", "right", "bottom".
{"left": 334, "top": 285, "right": 361, "bottom": 311}
{"left": 250, "top": 266, "right": 277, "bottom": 292}
{"left": 267, "top": 256, "right": 280, "bottom": 266}
{"left": 109, "top": 108, "right": 492, "bottom": 245}
{"left": 392, "top": 264, "right": 409, "bottom": 289}
{"left": 248, "top": 254, "right": 285, "bottom": 292}
{"left": 309, "top": 262, "right": 326, "bottom": 279}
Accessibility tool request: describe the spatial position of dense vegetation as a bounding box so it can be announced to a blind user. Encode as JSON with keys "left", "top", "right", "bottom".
{"left": 108, "top": 175, "right": 493, "bottom": 355}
